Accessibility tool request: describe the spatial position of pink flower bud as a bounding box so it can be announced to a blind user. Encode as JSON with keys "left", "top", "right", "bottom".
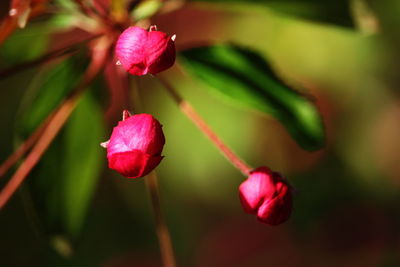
{"left": 239, "top": 167, "right": 292, "bottom": 225}
{"left": 103, "top": 111, "right": 165, "bottom": 178}
{"left": 115, "top": 25, "right": 176, "bottom": 76}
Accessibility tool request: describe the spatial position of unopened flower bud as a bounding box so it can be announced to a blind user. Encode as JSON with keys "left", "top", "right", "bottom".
{"left": 102, "top": 111, "right": 165, "bottom": 178}
{"left": 115, "top": 25, "right": 176, "bottom": 76}
{"left": 239, "top": 167, "right": 292, "bottom": 225}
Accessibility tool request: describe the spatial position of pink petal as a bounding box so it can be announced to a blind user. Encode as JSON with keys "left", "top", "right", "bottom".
{"left": 116, "top": 27, "right": 149, "bottom": 75}
{"left": 239, "top": 167, "right": 275, "bottom": 214}
{"left": 115, "top": 26, "right": 176, "bottom": 76}
{"left": 108, "top": 150, "right": 163, "bottom": 178}
{"left": 107, "top": 114, "right": 165, "bottom": 157}
{"left": 257, "top": 181, "right": 292, "bottom": 225}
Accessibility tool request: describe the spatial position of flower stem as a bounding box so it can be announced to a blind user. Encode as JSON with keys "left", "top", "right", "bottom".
{"left": 0, "top": 42, "right": 110, "bottom": 209}
{"left": 0, "top": 34, "right": 102, "bottom": 80}
{"left": 0, "top": 114, "right": 52, "bottom": 178}
{"left": 145, "top": 171, "right": 177, "bottom": 267}
{"left": 157, "top": 77, "right": 252, "bottom": 176}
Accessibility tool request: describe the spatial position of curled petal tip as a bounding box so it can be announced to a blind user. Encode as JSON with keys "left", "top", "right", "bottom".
{"left": 9, "top": 8, "right": 17, "bottom": 16}
{"left": 122, "top": 110, "right": 132, "bottom": 120}
{"left": 17, "top": 7, "right": 30, "bottom": 28}
{"left": 100, "top": 140, "right": 109, "bottom": 148}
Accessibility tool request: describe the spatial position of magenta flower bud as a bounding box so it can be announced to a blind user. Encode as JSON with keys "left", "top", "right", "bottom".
{"left": 115, "top": 25, "right": 176, "bottom": 76}
{"left": 239, "top": 167, "right": 293, "bottom": 225}
{"left": 103, "top": 111, "right": 165, "bottom": 178}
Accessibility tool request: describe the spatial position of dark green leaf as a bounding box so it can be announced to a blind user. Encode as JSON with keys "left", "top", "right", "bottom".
{"left": 0, "top": 22, "right": 52, "bottom": 66}
{"left": 61, "top": 91, "right": 104, "bottom": 236}
{"left": 24, "top": 91, "right": 104, "bottom": 238}
{"left": 14, "top": 54, "right": 102, "bottom": 238}
{"left": 190, "top": 0, "right": 353, "bottom": 27}
{"left": 17, "top": 55, "right": 88, "bottom": 138}
{"left": 179, "top": 44, "right": 325, "bottom": 151}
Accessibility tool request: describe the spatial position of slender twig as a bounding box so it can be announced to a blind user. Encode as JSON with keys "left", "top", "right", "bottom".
{"left": 146, "top": 172, "right": 176, "bottom": 267}
{"left": 133, "top": 76, "right": 176, "bottom": 267}
{"left": 0, "top": 34, "right": 103, "bottom": 176}
{"left": 0, "top": 34, "right": 102, "bottom": 80}
{"left": 157, "top": 76, "right": 252, "bottom": 176}
{"left": 73, "top": 0, "right": 104, "bottom": 21}
{"left": 0, "top": 41, "right": 110, "bottom": 209}
{"left": 0, "top": 114, "right": 53, "bottom": 178}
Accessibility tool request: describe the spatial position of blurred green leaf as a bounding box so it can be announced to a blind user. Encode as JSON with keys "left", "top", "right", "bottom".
{"left": 53, "top": 0, "right": 100, "bottom": 30}
{"left": 55, "top": 0, "right": 79, "bottom": 12}
{"left": 23, "top": 91, "right": 104, "bottom": 239}
{"left": 179, "top": 44, "right": 325, "bottom": 151}
{"left": 17, "top": 55, "right": 88, "bottom": 137}
{"left": 131, "top": 0, "right": 163, "bottom": 21}
{"left": 48, "top": 13, "right": 78, "bottom": 29}
{"left": 0, "top": 22, "right": 51, "bottom": 65}
{"left": 14, "top": 54, "right": 102, "bottom": 238}
{"left": 61, "top": 91, "right": 104, "bottom": 237}
{"left": 191, "top": 0, "right": 353, "bottom": 27}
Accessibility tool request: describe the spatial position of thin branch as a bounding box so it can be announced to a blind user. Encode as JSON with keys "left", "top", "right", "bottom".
{"left": 0, "top": 34, "right": 102, "bottom": 80}
{"left": 157, "top": 76, "right": 252, "bottom": 176}
{"left": 0, "top": 114, "right": 53, "bottom": 178}
{"left": 146, "top": 172, "right": 177, "bottom": 267}
{"left": 0, "top": 40, "right": 110, "bottom": 210}
{"left": 0, "top": 35, "right": 103, "bottom": 176}
{"left": 73, "top": 0, "right": 103, "bottom": 20}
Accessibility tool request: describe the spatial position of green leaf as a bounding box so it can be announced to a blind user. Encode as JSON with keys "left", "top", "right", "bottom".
{"left": 17, "top": 55, "right": 88, "bottom": 138}
{"left": 131, "top": 0, "right": 163, "bottom": 21}
{"left": 61, "top": 91, "right": 104, "bottom": 236}
{"left": 23, "top": 91, "right": 104, "bottom": 239}
{"left": 0, "top": 22, "right": 51, "bottom": 65}
{"left": 179, "top": 44, "right": 325, "bottom": 151}
{"left": 14, "top": 55, "right": 102, "bottom": 239}
{"left": 190, "top": 0, "right": 353, "bottom": 27}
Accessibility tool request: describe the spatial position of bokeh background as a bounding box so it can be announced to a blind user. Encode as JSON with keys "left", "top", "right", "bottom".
{"left": 2, "top": 0, "right": 400, "bottom": 266}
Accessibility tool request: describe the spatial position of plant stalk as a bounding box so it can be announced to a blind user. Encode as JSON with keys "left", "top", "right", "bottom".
{"left": 145, "top": 172, "right": 177, "bottom": 267}
{"left": 157, "top": 76, "right": 252, "bottom": 176}
{"left": 0, "top": 41, "right": 110, "bottom": 209}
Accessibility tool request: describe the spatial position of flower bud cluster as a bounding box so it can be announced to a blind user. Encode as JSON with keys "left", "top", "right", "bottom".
{"left": 105, "top": 26, "right": 293, "bottom": 226}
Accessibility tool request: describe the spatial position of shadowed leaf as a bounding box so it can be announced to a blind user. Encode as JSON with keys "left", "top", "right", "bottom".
{"left": 17, "top": 55, "right": 88, "bottom": 138}
{"left": 61, "top": 91, "right": 104, "bottom": 236}
{"left": 179, "top": 44, "right": 325, "bottom": 151}
{"left": 190, "top": 0, "right": 353, "bottom": 27}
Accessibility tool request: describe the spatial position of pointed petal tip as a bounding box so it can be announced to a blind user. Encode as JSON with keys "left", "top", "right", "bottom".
{"left": 100, "top": 141, "right": 109, "bottom": 148}
{"left": 122, "top": 110, "right": 132, "bottom": 120}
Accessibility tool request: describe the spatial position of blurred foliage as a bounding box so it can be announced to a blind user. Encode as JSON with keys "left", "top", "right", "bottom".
{"left": 0, "top": 21, "right": 51, "bottom": 65}
{"left": 1, "top": 0, "right": 400, "bottom": 266}
{"left": 180, "top": 44, "right": 324, "bottom": 150}
{"left": 190, "top": 0, "right": 353, "bottom": 27}
{"left": 16, "top": 56, "right": 88, "bottom": 138}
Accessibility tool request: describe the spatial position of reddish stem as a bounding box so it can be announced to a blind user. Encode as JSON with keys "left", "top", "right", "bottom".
{"left": 157, "top": 77, "right": 252, "bottom": 176}
{"left": 0, "top": 34, "right": 101, "bottom": 80}
{"left": 0, "top": 40, "right": 110, "bottom": 209}
{"left": 146, "top": 172, "right": 177, "bottom": 267}
{"left": 0, "top": 114, "right": 53, "bottom": 178}
{"left": 0, "top": 35, "right": 103, "bottom": 176}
